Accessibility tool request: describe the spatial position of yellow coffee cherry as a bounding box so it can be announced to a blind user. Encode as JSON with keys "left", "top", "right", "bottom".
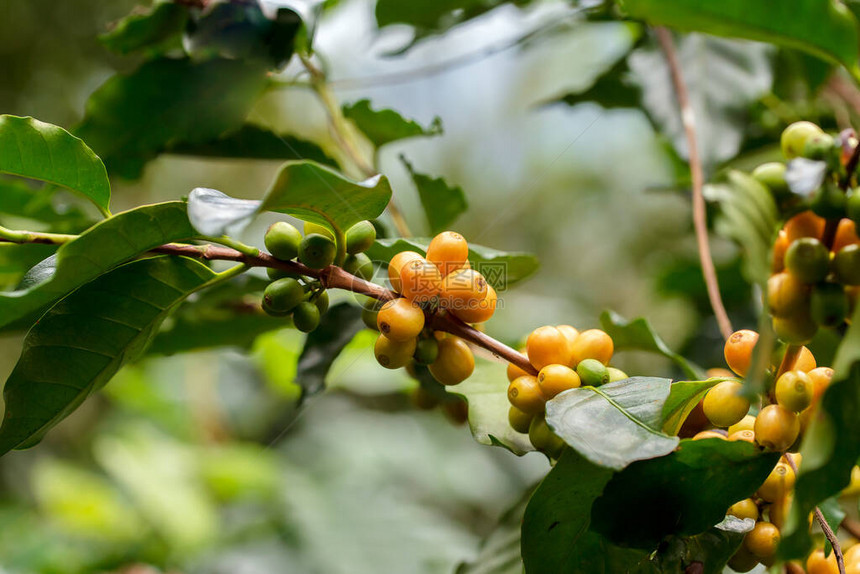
{"left": 757, "top": 461, "right": 796, "bottom": 502}
{"left": 755, "top": 404, "right": 800, "bottom": 451}
{"left": 527, "top": 326, "right": 572, "bottom": 370}
{"left": 744, "top": 521, "right": 780, "bottom": 558}
{"left": 692, "top": 430, "right": 727, "bottom": 440}
{"left": 507, "top": 375, "right": 545, "bottom": 414}
{"left": 508, "top": 406, "right": 534, "bottom": 434}
{"left": 374, "top": 335, "right": 416, "bottom": 369}
{"left": 570, "top": 329, "right": 614, "bottom": 366}
{"left": 728, "top": 414, "right": 757, "bottom": 435}
{"left": 727, "top": 498, "right": 759, "bottom": 521}
{"left": 702, "top": 380, "right": 750, "bottom": 428}
{"left": 507, "top": 350, "right": 531, "bottom": 382}
{"left": 529, "top": 414, "right": 565, "bottom": 458}
{"left": 729, "top": 430, "right": 756, "bottom": 443}
{"left": 428, "top": 336, "right": 475, "bottom": 385}
{"left": 537, "top": 364, "right": 581, "bottom": 399}
{"left": 775, "top": 370, "right": 814, "bottom": 413}
{"left": 376, "top": 298, "right": 425, "bottom": 342}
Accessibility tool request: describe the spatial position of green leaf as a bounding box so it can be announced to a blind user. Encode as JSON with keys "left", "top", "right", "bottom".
{"left": 0, "top": 178, "right": 93, "bottom": 230}
{"left": 521, "top": 449, "right": 650, "bottom": 574}
{"left": 633, "top": 517, "right": 752, "bottom": 574}
{"left": 147, "top": 275, "right": 286, "bottom": 355}
{"left": 0, "top": 244, "right": 56, "bottom": 290}
{"left": 591, "top": 439, "right": 779, "bottom": 548}
{"left": 167, "top": 124, "right": 337, "bottom": 167}
{"left": 621, "top": 0, "right": 860, "bottom": 71}
{"left": 545, "top": 377, "right": 679, "bottom": 470}
{"left": 401, "top": 156, "right": 467, "bottom": 234}
{"left": 706, "top": 170, "right": 779, "bottom": 286}
{"left": 660, "top": 379, "right": 723, "bottom": 435}
{"left": 449, "top": 359, "right": 532, "bottom": 456}
{"left": 366, "top": 238, "right": 539, "bottom": 290}
{"left": 0, "top": 202, "right": 196, "bottom": 330}
{"left": 0, "top": 256, "right": 216, "bottom": 454}
{"left": 600, "top": 310, "right": 705, "bottom": 380}
{"left": 76, "top": 57, "right": 269, "bottom": 179}
{"left": 0, "top": 115, "right": 111, "bottom": 215}
{"left": 99, "top": 1, "right": 189, "bottom": 55}
{"left": 343, "top": 100, "right": 442, "bottom": 148}
{"left": 260, "top": 160, "right": 393, "bottom": 237}
{"left": 455, "top": 488, "right": 530, "bottom": 574}
{"left": 295, "top": 303, "right": 365, "bottom": 399}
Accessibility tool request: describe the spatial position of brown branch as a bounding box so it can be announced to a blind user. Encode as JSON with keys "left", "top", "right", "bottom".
{"left": 655, "top": 27, "right": 733, "bottom": 341}
{"left": 776, "top": 344, "right": 802, "bottom": 379}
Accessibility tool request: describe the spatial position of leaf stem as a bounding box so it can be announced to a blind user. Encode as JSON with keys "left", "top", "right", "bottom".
{"left": 201, "top": 235, "right": 260, "bottom": 257}
{"left": 654, "top": 27, "right": 733, "bottom": 341}
{"left": 0, "top": 225, "right": 77, "bottom": 245}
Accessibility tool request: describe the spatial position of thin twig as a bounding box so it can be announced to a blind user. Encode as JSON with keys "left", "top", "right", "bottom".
{"left": 654, "top": 27, "right": 733, "bottom": 341}
{"left": 776, "top": 344, "right": 802, "bottom": 379}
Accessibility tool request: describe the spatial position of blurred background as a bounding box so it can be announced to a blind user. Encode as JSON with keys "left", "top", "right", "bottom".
{"left": 0, "top": 0, "right": 813, "bottom": 571}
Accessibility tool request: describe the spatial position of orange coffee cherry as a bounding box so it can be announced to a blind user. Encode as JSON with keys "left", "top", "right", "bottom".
{"left": 755, "top": 404, "right": 800, "bottom": 451}
{"left": 426, "top": 231, "right": 469, "bottom": 277}
{"left": 833, "top": 218, "right": 860, "bottom": 252}
{"left": 744, "top": 521, "right": 780, "bottom": 558}
{"left": 773, "top": 230, "right": 789, "bottom": 273}
{"left": 537, "top": 364, "right": 581, "bottom": 399}
{"left": 388, "top": 251, "right": 423, "bottom": 292}
{"left": 527, "top": 326, "right": 572, "bottom": 370}
{"left": 806, "top": 548, "right": 840, "bottom": 574}
{"left": 784, "top": 210, "right": 825, "bottom": 243}
{"left": 570, "top": 329, "right": 614, "bottom": 366}
{"left": 807, "top": 367, "right": 834, "bottom": 404}
{"left": 507, "top": 375, "right": 546, "bottom": 414}
{"left": 507, "top": 348, "right": 531, "bottom": 382}
{"left": 440, "top": 268, "right": 488, "bottom": 309}
{"left": 452, "top": 284, "right": 497, "bottom": 324}
{"left": 429, "top": 336, "right": 475, "bottom": 385}
{"left": 399, "top": 257, "right": 443, "bottom": 303}
{"left": 724, "top": 330, "right": 759, "bottom": 377}
{"left": 376, "top": 298, "right": 425, "bottom": 342}
{"left": 794, "top": 346, "right": 817, "bottom": 372}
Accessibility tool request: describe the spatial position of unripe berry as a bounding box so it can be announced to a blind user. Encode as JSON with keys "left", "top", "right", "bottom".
{"left": 375, "top": 297, "right": 424, "bottom": 342}
{"left": 755, "top": 404, "right": 800, "bottom": 451}
{"left": 428, "top": 336, "right": 474, "bottom": 385}
{"left": 343, "top": 253, "right": 373, "bottom": 279}
{"left": 724, "top": 330, "right": 759, "bottom": 377}
{"left": 576, "top": 358, "right": 610, "bottom": 387}
{"left": 508, "top": 405, "right": 534, "bottom": 434}
{"left": 773, "top": 312, "right": 819, "bottom": 344}
{"left": 757, "top": 461, "right": 795, "bottom": 502}
{"left": 752, "top": 162, "right": 789, "bottom": 198}
{"left": 607, "top": 367, "right": 629, "bottom": 382}
{"left": 345, "top": 220, "right": 376, "bottom": 254}
{"left": 767, "top": 272, "right": 809, "bottom": 318}
{"left": 388, "top": 251, "right": 423, "bottom": 293}
{"left": 810, "top": 282, "right": 848, "bottom": 327}
{"left": 413, "top": 338, "right": 439, "bottom": 365}
{"left": 263, "top": 277, "right": 305, "bottom": 314}
{"left": 361, "top": 298, "right": 383, "bottom": 330}
{"left": 781, "top": 121, "right": 824, "bottom": 159}
{"left": 399, "top": 258, "right": 443, "bottom": 304}
{"left": 374, "top": 334, "right": 416, "bottom": 369}
{"left": 727, "top": 498, "right": 759, "bottom": 521}
{"left": 835, "top": 244, "right": 860, "bottom": 285}
{"left": 292, "top": 301, "right": 321, "bottom": 332}
{"left": 537, "top": 364, "right": 581, "bottom": 398}
{"left": 452, "top": 284, "right": 497, "bottom": 324}
{"left": 299, "top": 233, "right": 337, "bottom": 269}
{"left": 848, "top": 190, "right": 860, "bottom": 226}
{"left": 303, "top": 221, "right": 334, "bottom": 240}
{"left": 702, "top": 380, "right": 750, "bottom": 428}
{"left": 527, "top": 326, "right": 572, "bottom": 370}
{"left": 803, "top": 132, "right": 837, "bottom": 161}
{"left": 528, "top": 414, "right": 565, "bottom": 458}
{"left": 426, "top": 231, "right": 469, "bottom": 277}
{"left": 314, "top": 290, "right": 329, "bottom": 314}
{"left": 507, "top": 375, "right": 545, "bottom": 414}
{"left": 570, "top": 329, "right": 613, "bottom": 366}
{"left": 744, "top": 521, "right": 780, "bottom": 558}
{"left": 264, "top": 221, "right": 302, "bottom": 261}
{"left": 785, "top": 237, "right": 830, "bottom": 284}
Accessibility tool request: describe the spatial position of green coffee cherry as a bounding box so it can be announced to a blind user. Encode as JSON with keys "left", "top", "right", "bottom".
{"left": 362, "top": 299, "right": 382, "bottom": 330}
{"left": 343, "top": 253, "right": 374, "bottom": 279}
{"left": 802, "top": 132, "right": 836, "bottom": 161}
{"left": 848, "top": 190, "right": 860, "bottom": 225}
{"left": 781, "top": 121, "right": 824, "bottom": 159}
{"left": 810, "top": 282, "right": 848, "bottom": 326}
{"left": 773, "top": 312, "right": 818, "bottom": 344}
{"left": 303, "top": 221, "right": 335, "bottom": 240}
{"left": 264, "top": 221, "right": 302, "bottom": 261}
{"left": 346, "top": 220, "right": 376, "bottom": 254}
{"left": 299, "top": 233, "right": 337, "bottom": 269}
{"left": 314, "top": 290, "right": 330, "bottom": 314}
{"left": 267, "top": 267, "right": 301, "bottom": 281}
{"left": 810, "top": 180, "right": 846, "bottom": 219}
{"left": 607, "top": 367, "right": 629, "bottom": 383}
{"left": 528, "top": 415, "right": 565, "bottom": 458}
{"left": 414, "top": 338, "right": 440, "bottom": 365}
{"left": 263, "top": 278, "right": 305, "bottom": 314}
{"left": 835, "top": 244, "right": 860, "bottom": 285}
{"left": 577, "top": 358, "right": 610, "bottom": 387}
{"left": 262, "top": 298, "right": 291, "bottom": 317}
{"left": 785, "top": 237, "right": 830, "bottom": 284}
{"left": 293, "top": 301, "right": 321, "bottom": 333}
{"left": 751, "top": 162, "right": 790, "bottom": 198}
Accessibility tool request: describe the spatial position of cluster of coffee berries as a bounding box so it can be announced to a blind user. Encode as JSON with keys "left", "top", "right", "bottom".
{"left": 505, "top": 325, "right": 625, "bottom": 457}
{"left": 261, "top": 219, "right": 376, "bottom": 331}
{"left": 366, "top": 231, "right": 498, "bottom": 387}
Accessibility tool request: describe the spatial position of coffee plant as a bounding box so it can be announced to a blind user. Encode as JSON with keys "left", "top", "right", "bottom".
{"left": 5, "top": 0, "right": 860, "bottom": 573}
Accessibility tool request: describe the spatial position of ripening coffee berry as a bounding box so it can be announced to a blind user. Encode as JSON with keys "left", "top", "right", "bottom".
{"left": 299, "top": 233, "right": 337, "bottom": 269}
{"left": 607, "top": 367, "right": 629, "bottom": 382}
{"left": 806, "top": 548, "right": 840, "bottom": 574}
{"left": 767, "top": 272, "right": 809, "bottom": 318}
{"left": 833, "top": 219, "right": 860, "bottom": 252}
{"left": 702, "top": 380, "right": 750, "bottom": 428}
{"left": 452, "top": 284, "right": 497, "bottom": 324}
{"left": 263, "top": 277, "right": 305, "bottom": 314}
{"left": 729, "top": 429, "right": 756, "bottom": 443}
{"left": 377, "top": 298, "right": 425, "bottom": 341}
{"left": 784, "top": 211, "right": 825, "bottom": 243}
{"left": 303, "top": 221, "right": 334, "bottom": 240}
{"left": 757, "top": 461, "right": 796, "bottom": 503}
{"left": 724, "top": 330, "right": 758, "bottom": 377}
{"left": 807, "top": 366, "right": 834, "bottom": 404}
{"left": 428, "top": 336, "right": 474, "bottom": 385}
{"left": 728, "top": 415, "right": 756, "bottom": 435}
{"left": 785, "top": 237, "right": 830, "bottom": 284}
{"left": 752, "top": 162, "right": 790, "bottom": 198}
{"left": 810, "top": 282, "right": 848, "bottom": 327}
{"left": 388, "top": 251, "right": 423, "bottom": 293}
{"left": 507, "top": 352, "right": 530, "bottom": 382}
{"left": 508, "top": 406, "right": 534, "bottom": 434}
{"left": 345, "top": 220, "right": 376, "bottom": 254}
{"left": 400, "top": 258, "right": 443, "bottom": 303}
{"left": 361, "top": 298, "right": 383, "bottom": 330}
{"left": 374, "top": 334, "right": 417, "bottom": 369}
{"left": 744, "top": 521, "right": 780, "bottom": 558}
{"left": 727, "top": 498, "right": 759, "bottom": 521}
{"left": 537, "top": 364, "right": 581, "bottom": 399}
{"left": 343, "top": 253, "right": 374, "bottom": 279}
{"left": 794, "top": 346, "right": 817, "bottom": 372}
{"left": 848, "top": 190, "right": 860, "bottom": 226}
{"left": 775, "top": 370, "right": 814, "bottom": 412}
{"left": 314, "top": 290, "right": 329, "bottom": 314}
{"left": 755, "top": 404, "right": 800, "bottom": 451}
{"left": 835, "top": 244, "right": 860, "bottom": 285}
{"left": 507, "top": 375, "right": 545, "bottom": 414}
{"left": 773, "top": 312, "right": 819, "bottom": 344}
{"left": 426, "top": 231, "right": 469, "bottom": 277}
{"left": 781, "top": 121, "right": 824, "bottom": 159}
{"left": 693, "top": 430, "right": 727, "bottom": 441}
{"left": 527, "top": 326, "right": 572, "bottom": 370}
{"left": 577, "top": 358, "right": 610, "bottom": 387}
{"left": 413, "top": 338, "right": 440, "bottom": 366}
{"left": 265, "top": 221, "right": 302, "bottom": 261}
{"left": 570, "top": 329, "right": 614, "bottom": 366}
{"left": 803, "top": 132, "right": 837, "bottom": 162}
{"left": 440, "top": 268, "right": 488, "bottom": 309}
{"left": 529, "top": 414, "right": 565, "bottom": 458}
{"left": 292, "top": 301, "right": 321, "bottom": 333}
